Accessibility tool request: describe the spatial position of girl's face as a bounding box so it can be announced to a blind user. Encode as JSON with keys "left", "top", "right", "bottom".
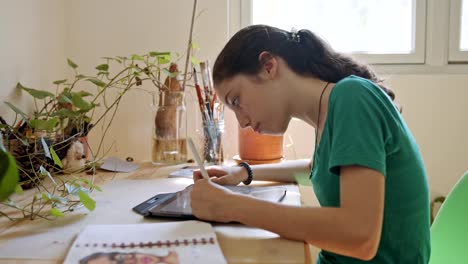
{"left": 216, "top": 74, "right": 290, "bottom": 135}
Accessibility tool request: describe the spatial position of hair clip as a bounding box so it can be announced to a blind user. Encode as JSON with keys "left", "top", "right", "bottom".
{"left": 289, "top": 27, "right": 301, "bottom": 43}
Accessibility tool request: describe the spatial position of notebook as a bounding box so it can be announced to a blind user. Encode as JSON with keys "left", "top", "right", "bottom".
{"left": 63, "top": 221, "right": 227, "bottom": 264}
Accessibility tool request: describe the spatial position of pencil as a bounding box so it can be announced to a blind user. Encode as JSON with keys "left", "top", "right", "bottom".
{"left": 187, "top": 137, "right": 209, "bottom": 179}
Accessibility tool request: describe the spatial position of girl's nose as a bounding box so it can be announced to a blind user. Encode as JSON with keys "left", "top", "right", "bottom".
{"left": 237, "top": 115, "right": 250, "bottom": 128}
{"left": 235, "top": 110, "right": 250, "bottom": 128}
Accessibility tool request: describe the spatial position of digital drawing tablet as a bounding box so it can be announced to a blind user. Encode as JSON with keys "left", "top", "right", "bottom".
{"left": 133, "top": 185, "right": 287, "bottom": 220}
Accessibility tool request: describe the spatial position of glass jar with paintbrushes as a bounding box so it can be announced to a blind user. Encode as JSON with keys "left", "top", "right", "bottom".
{"left": 194, "top": 61, "right": 224, "bottom": 164}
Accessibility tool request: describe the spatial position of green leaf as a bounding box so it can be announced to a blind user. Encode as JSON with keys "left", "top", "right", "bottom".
{"left": 67, "top": 58, "right": 78, "bottom": 69}
{"left": 77, "top": 108, "right": 94, "bottom": 114}
{"left": 102, "top": 57, "right": 122, "bottom": 64}
{"left": 76, "top": 74, "right": 86, "bottom": 79}
{"left": 149, "top": 51, "right": 168, "bottom": 57}
{"left": 74, "top": 178, "right": 102, "bottom": 192}
{"left": 83, "top": 116, "right": 92, "bottom": 123}
{"left": 49, "top": 208, "right": 64, "bottom": 217}
{"left": 51, "top": 109, "right": 80, "bottom": 118}
{"left": 0, "top": 142, "right": 20, "bottom": 201}
{"left": 71, "top": 93, "right": 93, "bottom": 111}
{"left": 65, "top": 183, "right": 90, "bottom": 196}
{"left": 39, "top": 165, "right": 57, "bottom": 185}
{"left": 191, "top": 56, "right": 200, "bottom": 66}
{"left": 49, "top": 146, "right": 63, "bottom": 168}
{"left": 131, "top": 54, "right": 145, "bottom": 61}
{"left": 75, "top": 90, "right": 93, "bottom": 97}
{"left": 14, "top": 184, "right": 23, "bottom": 195}
{"left": 78, "top": 190, "right": 96, "bottom": 211}
{"left": 157, "top": 53, "right": 171, "bottom": 64}
{"left": 162, "top": 68, "right": 177, "bottom": 78}
{"left": 40, "top": 137, "right": 51, "bottom": 159}
{"left": 65, "top": 183, "right": 79, "bottom": 195}
{"left": 95, "top": 64, "right": 109, "bottom": 71}
{"left": 58, "top": 94, "right": 73, "bottom": 104}
{"left": 191, "top": 41, "right": 200, "bottom": 50}
{"left": 29, "top": 118, "right": 59, "bottom": 131}
{"left": 74, "top": 178, "right": 92, "bottom": 186}
{"left": 39, "top": 166, "right": 50, "bottom": 176}
{"left": 49, "top": 194, "right": 68, "bottom": 204}
{"left": 41, "top": 192, "right": 50, "bottom": 202}
{"left": 17, "top": 83, "right": 54, "bottom": 99}
{"left": 4, "top": 102, "right": 28, "bottom": 121}
{"left": 74, "top": 178, "right": 93, "bottom": 186}
{"left": 53, "top": 79, "right": 67, "bottom": 85}
{"left": 86, "top": 78, "right": 106, "bottom": 87}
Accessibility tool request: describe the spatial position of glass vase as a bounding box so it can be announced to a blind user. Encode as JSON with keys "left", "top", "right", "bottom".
{"left": 151, "top": 91, "right": 187, "bottom": 164}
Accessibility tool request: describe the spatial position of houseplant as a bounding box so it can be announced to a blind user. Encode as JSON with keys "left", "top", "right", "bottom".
{"left": 0, "top": 132, "right": 19, "bottom": 203}
{"left": 0, "top": 52, "right": 189, "bottom": 220}
{"left": 0, "top": 0, "right": 200, "bottom": 221}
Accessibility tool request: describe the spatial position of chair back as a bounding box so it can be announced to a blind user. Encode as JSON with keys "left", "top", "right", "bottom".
{"left": 429, "top": 171, "right": 468, "bottom": 263}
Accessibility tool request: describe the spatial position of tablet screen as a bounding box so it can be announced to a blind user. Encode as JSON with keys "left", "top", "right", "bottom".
{"left": 149, "top": 185, "right": 287, "bottom": 217}
{"left": 155, "top": 186, "right": 194, "bottom": 215}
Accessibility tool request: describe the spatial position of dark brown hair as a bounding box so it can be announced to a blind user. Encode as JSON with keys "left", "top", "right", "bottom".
{"left": 213, "top": 25, "right": 400, "bottom": 111}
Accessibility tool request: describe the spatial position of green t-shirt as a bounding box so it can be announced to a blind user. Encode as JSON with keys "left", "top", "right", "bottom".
{"left": 310, "top": 75, "right": 431, "bottom": 264}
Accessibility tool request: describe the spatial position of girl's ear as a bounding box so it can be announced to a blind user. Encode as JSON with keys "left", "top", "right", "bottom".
{"left": 258, "top": 51, "right": 278, "bottom": 79}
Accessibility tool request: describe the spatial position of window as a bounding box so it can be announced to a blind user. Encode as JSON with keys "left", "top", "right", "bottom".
{"left": 462, "top": 0, "right": 468, "bottom": 50}
{"left": 449, "top": 0, "right": 468, "bottom": 62}
{"left": 242, "top": 0, "right": 426, "bottom": 64}
{"left": 233, "top": 0, "right": 468, "bottom": 70}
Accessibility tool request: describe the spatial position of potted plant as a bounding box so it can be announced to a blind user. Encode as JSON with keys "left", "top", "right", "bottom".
{"left": 0, "top": 52, "right": 189, "bottom": 220}
{"left": 237, "top": 126, "right": 284, "bottom": 165}
{"left": 0, "top": 0, "right": 200, "bottom": 221}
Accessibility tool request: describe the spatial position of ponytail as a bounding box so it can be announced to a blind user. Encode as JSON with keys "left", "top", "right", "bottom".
{"left": 213, "top": 25, "right": 401, "bottom": 112}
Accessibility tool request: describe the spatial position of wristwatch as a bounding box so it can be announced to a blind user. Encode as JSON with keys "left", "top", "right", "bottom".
{"left": 238, "top": 161, "right": 253, "bottom": 185}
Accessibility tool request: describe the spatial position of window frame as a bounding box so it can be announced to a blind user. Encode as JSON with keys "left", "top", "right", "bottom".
{"left": 240, "top": 0, "right": 427, "bottom": 65}
{"left": 448, "top": 0, "right": 468, "bottom": 62}
{"left": 231, "top": 0, "right": 468, "bottom": 73}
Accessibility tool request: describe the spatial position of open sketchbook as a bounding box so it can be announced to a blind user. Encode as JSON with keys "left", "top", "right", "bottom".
{"left": 63, "top": 221, "right": 226, "bottom": 264}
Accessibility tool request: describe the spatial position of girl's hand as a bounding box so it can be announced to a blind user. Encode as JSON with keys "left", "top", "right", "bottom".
{"left": 190, "top": 179, "right": 235, "bottom": 222}
{"left": 193, "top": 165, "right": 247, "bottom": 186}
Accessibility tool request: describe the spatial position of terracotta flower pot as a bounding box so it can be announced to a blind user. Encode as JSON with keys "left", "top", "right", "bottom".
{"left": 237, "top": 126, "right": 283, "bottom": 164}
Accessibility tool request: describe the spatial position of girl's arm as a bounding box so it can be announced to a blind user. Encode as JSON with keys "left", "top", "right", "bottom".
{"left": 191, "top": 165, "right": 384, "bottom": 260}
{"left": 229, "top": 159, "right": 311, "bottom": 183}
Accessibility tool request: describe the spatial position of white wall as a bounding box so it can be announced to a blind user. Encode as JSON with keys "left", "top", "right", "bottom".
{"left": 64, "top": 0, "right": 229, "bottom": 161}
{"left": 0, "top": 0, "right": 467, "bottom": 198}
{"left": 387, "top": 75, "right": 468, "bottom": 197}
{"left": 0, "top": 0, "right": 67, "bottom": 123}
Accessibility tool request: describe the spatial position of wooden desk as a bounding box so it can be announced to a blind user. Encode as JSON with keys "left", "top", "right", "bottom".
{"left": 0, "top": 162, "right": 319, "bottom": 263}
